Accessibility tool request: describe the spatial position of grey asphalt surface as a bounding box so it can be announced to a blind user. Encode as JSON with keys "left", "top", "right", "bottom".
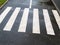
{"left": 0, "top": 0, "right": 60, "bottom": 45}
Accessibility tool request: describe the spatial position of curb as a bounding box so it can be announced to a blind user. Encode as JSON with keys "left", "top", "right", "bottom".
{"left": 0, "top": 0, "right": 8, "bottom": 8}
{"left": 51, "top": 0, "right": 60, "bottom": 14}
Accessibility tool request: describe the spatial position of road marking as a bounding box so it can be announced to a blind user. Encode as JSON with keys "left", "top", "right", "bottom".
{"left": 0, "top": 7, "right": 12, "bottom": 23}
{"left": 43, "top": 9, "right": 55, "bottom": 35}
{"left": 29, "top": 0, "right": 32, "bottom": 8}
{"left": 52, "top": 10, "right": 60, "bottom": 29}
{"left": 33, "top": 9, "right": 40, "bottom": 34}
{"left": 18, "top": 8, "right": 29, "bottom": 32}
{"left": 3, "top": 7, "right": 21, "bottom": 31}
{"left": 0, "top": 7, "right": 57, "bottom": 35}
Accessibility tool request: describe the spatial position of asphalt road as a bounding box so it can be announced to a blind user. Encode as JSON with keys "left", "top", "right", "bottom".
{"left": 0, "top": 0, "right": 60, "bottom": 45}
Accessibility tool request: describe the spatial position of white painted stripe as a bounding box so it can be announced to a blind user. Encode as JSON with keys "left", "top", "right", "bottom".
{"left": 18, "top": 8, "right": 29, "bottom": 32}
{"left": 0, "top": 7, "right": 12, "bottom": 23}
{"left": 43, "top": 9, "right": 55, "bottom": 35}
{"left": 52, "top": 10, "right": 60, "bottom": 29}
{"left": 29, "top": 0, "right": 32, "bottom": 8}
{"left": 3, "top": 7, "right": 21, "bottom": 31}
{"left": 33, "top": 9, "right": 40, "bottom": 34}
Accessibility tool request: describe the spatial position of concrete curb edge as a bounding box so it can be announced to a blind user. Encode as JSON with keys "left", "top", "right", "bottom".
{"left": 0, "top": 0, "right": 8, "bottom": 8}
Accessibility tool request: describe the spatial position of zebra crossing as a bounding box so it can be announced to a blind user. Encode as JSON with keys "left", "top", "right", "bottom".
{"left": 3, "top": 7, "right": 21, "bottom": 31}
{"left": 0, "top": 7, "right": 60, "bottom": 35}
{"left": 52, "top": 10, "right": 60, "bottom": 29}
{"left": 0, "top": 7, "right": 12, "bottom": 23}
{"left": 18, "top": 8, "right": 29, "bottom": 32}
{"left": 43, "top": 9, "right": 55, "bottom": 35}
{"left": 33, "top": 9, "right": 40, "bottom": 34}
